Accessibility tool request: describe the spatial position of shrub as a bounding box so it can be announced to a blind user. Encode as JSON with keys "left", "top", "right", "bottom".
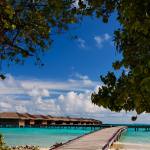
{"left": 0, "top": 134, "right": 10, "bottom": 150}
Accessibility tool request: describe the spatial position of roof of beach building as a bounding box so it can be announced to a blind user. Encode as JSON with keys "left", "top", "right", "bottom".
{"left": 0, "top": 112, "right": 102, "bottom": 123}
{"left": 0, "top": 112, "right": 20, "bottom": 119}
{"left": 18, "top": 113, "right": 36, "bottom": 119}
{"left": 0, "top": 112, "right": 36, "bottom": 120}
{"left": 47, "top": 115, "right": 71, "bottom": 121}
{"left": 47, "top": 116, "right": 81, "bottom": 122}
{"left": 32, "top": 114, "right": 49, "bottom": 120}
{"left": 47, "top": 116, "right": 101, "bottom": 123}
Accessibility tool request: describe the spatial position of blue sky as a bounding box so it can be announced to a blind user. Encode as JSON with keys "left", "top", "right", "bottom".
{"left": 3, "top": 15, "right": 120, "bottom": 80}
{"left": 0, "top": 15, "right": 149, "bottom": 124}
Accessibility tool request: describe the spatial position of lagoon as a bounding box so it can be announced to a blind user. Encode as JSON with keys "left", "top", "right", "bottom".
{"left": 0, "top": 127, "right": 93, "bottom": 148}
{"left": 1, "top": 127, "right": 150, "bottom": 149}
{"left": 120, "top": 128, "right": 150, "bottom": 144}
{"left": 112, "top": 128, "right": 150, "bottom": 149}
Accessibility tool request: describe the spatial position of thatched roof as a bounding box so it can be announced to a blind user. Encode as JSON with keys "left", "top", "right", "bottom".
{"left": 0, "top": 112, "right": 20, "bottom": 119}
{"left": 0, "top": 112, "right": 102, "bottom": 124}
{"left": 18, "top": 113, "right": 36, "bottom": 119}
{"left": 33, "top": 115, "right": 49, "bottom": 120}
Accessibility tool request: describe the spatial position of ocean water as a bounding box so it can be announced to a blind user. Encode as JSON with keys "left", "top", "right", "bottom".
{"left": 120, "top": 128, "right": 150, "bottom": 144}
{"left": 0, "top": 127, "right": 94, "bottom": 148}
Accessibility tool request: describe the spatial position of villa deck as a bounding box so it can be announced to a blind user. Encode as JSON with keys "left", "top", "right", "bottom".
{"left": 51, "top": 126, "right": 127, "bottom": 150}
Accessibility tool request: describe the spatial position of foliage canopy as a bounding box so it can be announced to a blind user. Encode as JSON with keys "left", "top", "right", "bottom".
{"left": 1, "top": 0, "right": 150, "bottom": 113}
{"left": 0, "top": 0, "right": 79, "bottom": 65}
{"left": 91, "top": 0, "right": 150, "bottom": 114}
{"left": 0, "top": 0, "right": 113, "bottom": 65}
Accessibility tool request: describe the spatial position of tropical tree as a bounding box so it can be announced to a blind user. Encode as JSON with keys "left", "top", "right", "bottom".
{"left": 1, "top": 0, "right": 150, "bottom": 114}
{"left": 0, "top": 0, "right": 121, "bottom": 67}
{"left": 91, "top": 0, "right": 150, "bottom": 116}
{"left": 0, "top": 0, "right": 79, "bottom": 67}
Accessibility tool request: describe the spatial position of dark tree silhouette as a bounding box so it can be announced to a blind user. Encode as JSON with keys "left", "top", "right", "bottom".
{"left": 92, "top": 0, "right": 150, "bottom": 114}
{"left": 1, "top": 0, "right": 150, "bottom": 113}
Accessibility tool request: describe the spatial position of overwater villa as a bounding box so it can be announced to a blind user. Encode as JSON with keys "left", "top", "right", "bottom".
{"left": 0, "top": 112, "right": 102, "bottom": 128}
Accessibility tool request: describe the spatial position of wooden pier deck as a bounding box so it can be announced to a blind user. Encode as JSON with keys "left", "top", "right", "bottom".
{"left": 50, "top": 126, "right": 127, "bottom": 150}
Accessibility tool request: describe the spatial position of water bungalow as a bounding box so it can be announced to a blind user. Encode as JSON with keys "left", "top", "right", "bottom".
{"left": 0, "top": 112, "right": 102, "bottom": 128}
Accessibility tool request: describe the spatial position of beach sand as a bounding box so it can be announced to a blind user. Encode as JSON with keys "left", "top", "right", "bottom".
{"left": 111, "top": 142, "right": 150, "bottom": 150}
{"left": 41, "top": 142, "right": 150, "bottom": 150}
{"left": 40, "top": 148, "right": 49, "bottom": 150}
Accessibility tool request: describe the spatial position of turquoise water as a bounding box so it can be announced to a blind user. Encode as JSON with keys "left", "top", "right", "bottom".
{"left": 0, "top": 127, "right": 93, "bottom": 147}
{"left": 120, "top": 128, "right": 150, "bottom": 144}
{"left": 2, "top": 127, "right": 150, "bottom": 148}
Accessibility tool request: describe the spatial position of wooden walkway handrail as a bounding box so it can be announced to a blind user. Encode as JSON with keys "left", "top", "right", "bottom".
{"left": 102, "top": 127, "right": 127, "bottom": 150}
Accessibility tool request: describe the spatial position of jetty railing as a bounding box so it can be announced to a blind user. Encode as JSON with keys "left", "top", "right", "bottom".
{"left": 102, "top": 126, "right": 127, "bottom": 150}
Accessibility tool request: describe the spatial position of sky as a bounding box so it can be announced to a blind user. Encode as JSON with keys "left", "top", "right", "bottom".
{"left": 0, "top": 14, "right": 149, "bottom": 124}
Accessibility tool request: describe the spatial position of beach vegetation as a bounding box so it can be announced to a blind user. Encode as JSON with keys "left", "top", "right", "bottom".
{"left": 0, "top": 134, "right": 10, "bottom": 150}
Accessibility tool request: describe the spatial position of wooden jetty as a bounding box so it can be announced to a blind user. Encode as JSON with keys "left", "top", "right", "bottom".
{"left": 50, "top": 126, "right": 127, "bottom": 150}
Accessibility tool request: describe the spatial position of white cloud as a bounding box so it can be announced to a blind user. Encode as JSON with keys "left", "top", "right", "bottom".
{"left": 0, "top": 101, "right": 12, "bottom": 109}
{"left": 69, "top": 73, "right": 93, "bottom": 86}
{"left": 0, "top": 74, "right": 150, "bottom": 124}
{"left": 94, "top": 36, "right": 103, "bottom": 47}
{"left": 28, "top": 89, "right": 49, "bottom": 97}
{"left": 94, "top": 85, "right": 100, "bottom": 93}
{"left": 72, "top": 0, "right": 88, "bottom": 9}
{"left": 104, "top": 33, "right": 111, "bottom": 40}
{"left": 75, "top": 73, "right": 89, "bottom": 80}
{"left": 57, "top": 91, "right": 104, "bottom": 116}
{"left": 0, "top": 74, "right": 97, "bottom": 95}
{"left": 72, "top": 0, "right": 80, "bottom": 8}
{"left": 15, "top": 105, "right": 27, "bottom": 113}
{"left": 94, "top": 33, "right": 111, "bottom": 48}
{"left": 77, "top": 38, "right": 86, "bottom": 48}
{"left": 0, "top": 74, "right": 98, "bottom": 116}
{"left": 0, "top": 74, "right": 103, "bottom": 119}
{"left": 76, "top": 34, "right": 111, "bottom": 50}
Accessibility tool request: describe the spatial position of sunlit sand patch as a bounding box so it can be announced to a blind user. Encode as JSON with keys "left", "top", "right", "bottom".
{"left": 40, "top": 148, "right": 49, "bottom": 150}
{"left": 110, "top": 142, "right": 150, "bottom": 150}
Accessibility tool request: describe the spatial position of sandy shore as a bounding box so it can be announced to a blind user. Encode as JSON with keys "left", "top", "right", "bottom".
{"left": 111, "top": 142, "right": 150, "bottom": 150}
{"left": 41, "top": 142, "right": 150, "bottom": 150}
{"left": 40, "top": 148, "right": 49, "bottom": 150}
{"left": 10, "top": 146, "right": 49, "bottom": 150}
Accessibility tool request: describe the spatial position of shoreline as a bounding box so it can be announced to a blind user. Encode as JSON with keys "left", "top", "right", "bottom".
{"left": 111, "top": 142, "right": 150, "bottom": 150}
{"left": 40, "top": 148, "right": 49, "bottom": 150}
{"left": 10, "top": 142, "right": 150, "bottom": 150}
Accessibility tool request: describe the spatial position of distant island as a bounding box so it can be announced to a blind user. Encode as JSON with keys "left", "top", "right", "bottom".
{"left": 0, "top": 112, "right": 102, "bottom": 128}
